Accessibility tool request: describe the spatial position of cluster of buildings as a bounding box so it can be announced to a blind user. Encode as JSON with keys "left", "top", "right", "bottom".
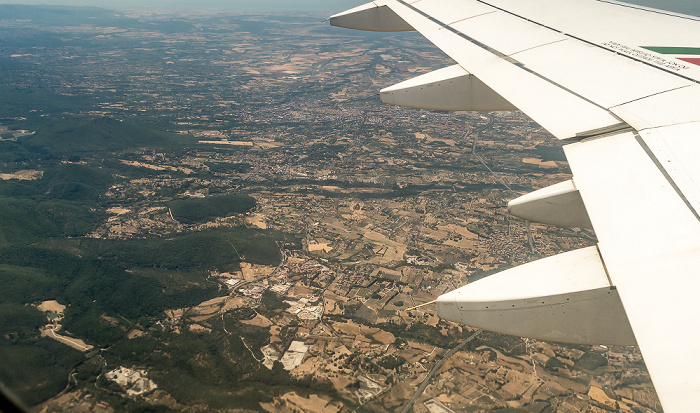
{"left": 4, "top": 9, "right": 661, "bottom": 412}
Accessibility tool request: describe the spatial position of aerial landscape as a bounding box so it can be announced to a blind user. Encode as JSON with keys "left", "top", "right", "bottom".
{"left": 0, "top": 4, "right": 663, "bottom": 412}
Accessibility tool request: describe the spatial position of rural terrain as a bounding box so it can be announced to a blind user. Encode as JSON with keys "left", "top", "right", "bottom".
{"left": 0, "top": 5, "right": 659, "bottom": 412}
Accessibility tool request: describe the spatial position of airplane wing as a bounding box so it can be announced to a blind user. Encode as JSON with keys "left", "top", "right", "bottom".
{"left": 330, "top": 1, "right": 700, "bottom": 411}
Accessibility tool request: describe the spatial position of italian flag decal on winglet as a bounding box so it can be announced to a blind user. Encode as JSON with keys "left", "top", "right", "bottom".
{"left": 641, "top": 46, "right": 700, "bottom": 66}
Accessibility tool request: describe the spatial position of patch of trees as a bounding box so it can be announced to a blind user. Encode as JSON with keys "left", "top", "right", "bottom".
{"left": 474, "top": 331, "right": 527, "bottom": 357}
{"left": 24, "top": 117, "right": 195, "bottom": 155}
{"left": 0, "top": 246, "right": 219, "bottom": 346}
{"left": 0, "top": 339, "right": 83, "bottom": 406}
{"left": 544, "top": 357, "right": 569, "bottom": 371}
{"left": 41, "top": 163, "right": 114, "bottom": 201}
{"left": 258, "top": 290, "right": 290, "bottom": 318}
{"left": 0, "top": 197, "right": 103, "bottom": 246}
{"left": 168, "top": 193, "right": 256, "bottom": 224}
{"left": 574, "top": 352, "right": 608, "bottom": 372}
{"left": 376, "top": 322, "right": 457, "bottom": 348}
{"left": 205, "top": 161, "right": 251, "bottom": 174}
{"left": 91, "top": 226, "right": 284, "bottom": 271}
{"left": 377, "top": 354, "right": 406, "bottom": 371}
{"left": 0, "top": 303, "right": 83, "bottom": 407}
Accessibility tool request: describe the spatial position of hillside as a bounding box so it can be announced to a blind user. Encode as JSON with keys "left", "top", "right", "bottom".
{"left": 24, "top": 117, "right": 195, "bottom": 155}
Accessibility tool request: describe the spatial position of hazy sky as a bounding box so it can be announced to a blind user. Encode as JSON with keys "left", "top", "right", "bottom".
{"left": 0, "top": 0, "right": 698, "bottom": 15}
{"left": 0, "top": 0, "right": 362, "bottom": 11}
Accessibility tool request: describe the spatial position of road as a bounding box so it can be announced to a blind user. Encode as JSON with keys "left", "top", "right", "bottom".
{"left": 44, "top": 326, "right": 93, "bottom": 352}
{"left": 470, "top": 114, "right": 515, "bottom": 194}
{"left": 401, "top": 329, "right": 482, "bottom": 413}
{"left": 470, "top": 114, "right": 537, "bottom": 253}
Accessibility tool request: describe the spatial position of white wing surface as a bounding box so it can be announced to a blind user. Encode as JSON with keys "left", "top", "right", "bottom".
{"left": 330, "top": 1, "right": 700, "bottom": 411}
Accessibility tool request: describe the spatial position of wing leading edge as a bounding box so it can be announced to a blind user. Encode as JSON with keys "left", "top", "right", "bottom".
{"left": 330, "top": 1, "right": 700, "bottom": 411}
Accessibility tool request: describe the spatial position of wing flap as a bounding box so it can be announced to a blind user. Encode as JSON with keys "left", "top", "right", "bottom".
{"left": 564, "top": 130, "right": 700, "bottom": 412}
{"left": 639, "top": 123, "right": 700, "bottom": 218}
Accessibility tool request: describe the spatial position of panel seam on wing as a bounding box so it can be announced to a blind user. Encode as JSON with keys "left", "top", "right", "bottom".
{"left": 475, "top": 0, "right": 700, "bottom": 85}
{"left": 474, "top": 0, "right": 564, "bottom": 33}
{"left": 595, "top": 244, "right": 614, "bottom": 287}
{"left": 608, "top": 84, "right": 692, "bottom": 109}
{"left": 596, "top": 0, "right": 700, "bottom": 22}
{"left": 507, "top": 39, "right": 567, "bottom": 58}
{"left": 396, "top": 0, "right": 624, "bottom": 124}
{"left": 633, "top": 133, "right": 700, "bottom": 222}
{"left": 637, "top": 120, "right": 700, "bottom": 132}
{"left": 442, "top": 10, "right": 496, "bottom": 27}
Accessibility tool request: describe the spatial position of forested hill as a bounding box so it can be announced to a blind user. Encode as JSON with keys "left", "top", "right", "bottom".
{"left": 0, "top": 115, "right": 295, "bottom": 408}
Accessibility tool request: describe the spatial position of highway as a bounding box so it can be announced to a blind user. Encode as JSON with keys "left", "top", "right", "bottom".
{"left": 401, "top": 329, "right": 482, "bottom": 413}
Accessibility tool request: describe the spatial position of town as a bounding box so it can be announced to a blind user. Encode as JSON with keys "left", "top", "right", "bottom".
{"left": 0, "top": 5, "right": 659, "bottom": 412}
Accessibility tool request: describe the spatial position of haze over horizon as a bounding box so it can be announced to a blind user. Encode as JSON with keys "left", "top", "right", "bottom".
{"left": 0, "top": 0, "right": 360, "bottom": 11}
{"left": 0, "top": 0, "right": 699, "bottom": 15}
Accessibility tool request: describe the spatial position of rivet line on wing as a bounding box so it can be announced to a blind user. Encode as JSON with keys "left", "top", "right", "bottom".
{"left": 633, "top": 133, "right": 700, "bottom": 222}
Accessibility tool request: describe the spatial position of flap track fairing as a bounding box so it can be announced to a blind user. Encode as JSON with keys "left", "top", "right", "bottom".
{"left": 380, "top": 64, "right": 517, "bottom": 111}
{"left": 508, "top": 179, "right": 593, "bottom": 229}
{"left": 437, "top": 246, "right": 636, "bottom": 346}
